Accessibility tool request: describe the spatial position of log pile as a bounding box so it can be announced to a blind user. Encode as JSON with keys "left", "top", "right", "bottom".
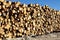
{"left": 0, "top": 0, "right": 60, "bottom": 39}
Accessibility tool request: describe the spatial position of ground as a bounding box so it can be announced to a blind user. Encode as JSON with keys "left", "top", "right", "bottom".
{"left": 6, "top": 32, "right": 60, "bottom": 40}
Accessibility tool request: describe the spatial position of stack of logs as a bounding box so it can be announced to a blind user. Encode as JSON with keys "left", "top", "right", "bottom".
{"left": 0, "top": 0, "right": 60, "bottom": 39}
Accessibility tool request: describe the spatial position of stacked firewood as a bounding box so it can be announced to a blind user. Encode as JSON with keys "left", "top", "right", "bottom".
{"left": 0, "top": 0, "right": 60, "bottom": 39}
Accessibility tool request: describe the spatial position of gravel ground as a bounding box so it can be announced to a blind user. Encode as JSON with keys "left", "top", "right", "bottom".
{"left": 6, "top": 32, "right": 60, "bottom": 40}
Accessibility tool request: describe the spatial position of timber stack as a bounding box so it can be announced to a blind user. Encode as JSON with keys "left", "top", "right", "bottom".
{"left": 0, "top": 0, "right": 60, "bottom": 40}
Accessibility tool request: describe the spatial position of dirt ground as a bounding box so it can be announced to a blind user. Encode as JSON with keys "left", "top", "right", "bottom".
{"left": 6, "top": 32, "right": 60, "bottom": 40}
